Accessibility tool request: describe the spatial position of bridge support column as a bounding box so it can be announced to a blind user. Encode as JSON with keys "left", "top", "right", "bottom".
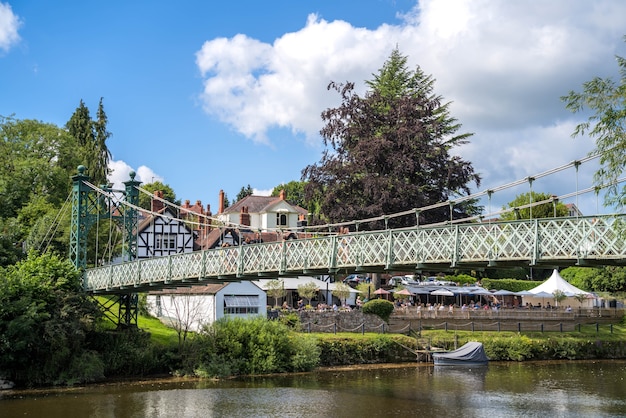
{"left": 117, "top": 293, "right": 139, "bottom": 329}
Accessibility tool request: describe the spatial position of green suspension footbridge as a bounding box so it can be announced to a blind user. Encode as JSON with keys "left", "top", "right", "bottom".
{"left": 68, "top": 158, "right": 626, "bottom": 326}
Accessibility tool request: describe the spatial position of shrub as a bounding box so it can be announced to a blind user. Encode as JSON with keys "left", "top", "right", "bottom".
{"left": 289, "top": 334, "right": 321, "bottom": 372}
{"left": 195, "top": 317, "right": 309, "bottom": 377}
{"left": 362, "top": 299, "right": 395, "bottom": 322}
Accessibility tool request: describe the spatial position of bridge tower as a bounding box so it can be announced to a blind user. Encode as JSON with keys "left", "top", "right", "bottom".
{"left": 70, "top": 165, "right": 141, "bottom": 328}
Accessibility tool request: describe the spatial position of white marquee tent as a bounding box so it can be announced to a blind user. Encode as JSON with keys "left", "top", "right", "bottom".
{"left": 523, "top": 269, "right": 596, "bottom": 308}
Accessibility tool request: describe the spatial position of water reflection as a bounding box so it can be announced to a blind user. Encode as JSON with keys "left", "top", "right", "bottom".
{"left": 1, "top": 361, "right": 625, "bottom": 418}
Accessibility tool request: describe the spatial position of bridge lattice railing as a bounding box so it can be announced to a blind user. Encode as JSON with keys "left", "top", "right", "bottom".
{"left": 84, "top": 215, "right": 626, "bottom": 292}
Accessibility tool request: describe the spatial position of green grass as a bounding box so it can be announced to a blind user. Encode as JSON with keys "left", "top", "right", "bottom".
{"left": 419, "top": 323, "right": 626, "bottom": 343}
{"left": 137, "top": 315, "right": 179, "bottom": 346}
{"left": 94, "top": 296, "right": 179, "bottom": 347}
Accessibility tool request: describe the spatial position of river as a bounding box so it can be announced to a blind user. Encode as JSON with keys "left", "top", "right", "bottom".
{"left": 1, "top": 361, "right": 624, "bottom": 417}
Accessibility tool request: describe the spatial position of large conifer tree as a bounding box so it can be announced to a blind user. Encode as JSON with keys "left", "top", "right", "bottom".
{"left": 303, "top": 49, "right": 481, "bottom": 228}
{"left": 66, "top": 99, "right": 111, "bottom": 186}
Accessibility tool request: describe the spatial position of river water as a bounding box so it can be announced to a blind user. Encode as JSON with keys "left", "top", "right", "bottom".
{"left": 1, "top": 361, "right": 625, "bottom": 418}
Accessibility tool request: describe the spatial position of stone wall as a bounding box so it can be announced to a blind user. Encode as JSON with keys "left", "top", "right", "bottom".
{"left": 297, "top": 310, "right": 386, "bottom": 333}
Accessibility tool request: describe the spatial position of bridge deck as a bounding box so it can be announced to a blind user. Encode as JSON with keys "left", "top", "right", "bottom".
{"left": 84, "top": 215, "right": 626, "bottom": 293}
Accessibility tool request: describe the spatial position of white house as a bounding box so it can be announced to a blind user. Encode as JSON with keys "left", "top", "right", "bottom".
{"left": 136, "top": 191, "right": 197, "bottom": 259}
{"left": 147, "top": 281, "right": 266, "bottom": 332}
{"left": 255, "top": 276, "right": 361, "bottom": 308}
{"left": 216, "top": 189, "right": 308, "bottom": 231}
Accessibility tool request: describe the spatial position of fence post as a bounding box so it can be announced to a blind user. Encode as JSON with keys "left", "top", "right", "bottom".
{"left": 596, "top": 323, "right": 599, "bottom": 334}
{"left": 334, "top": 323, "right": 337, "bottom": 334}
{"left": 518, "top": 322, "right": 521, "bottom": 333}
{"left": 540, "top": 324, "right": 543, "bottom": 333}
{"left": 382, "top": 323, "right": 385, "bottom": 334}
{"left": 559, "top": 323, "right": 563, "bottom": 333}
{"left": 471, "top": 322, "right": 474, "bottom": 332}
{"left": 362, "top": 323, "right": 365, "bottom": 335}
{"left": 610, "top": 324, "right": 613, "bottom": 334}
{"left": 419, "top": 320, "right": 422, "bottom": 337}
{"left": 308, "top": 322, "right": 311, "bottom": 333}
{"left": 578, "top": 323, "right": 581, "bottom": 332}
{"left": 445, "top": 322, "right": 448, "bottom": 332}
{"left": 497, "top": 322, "right": 500, "bottom": 332}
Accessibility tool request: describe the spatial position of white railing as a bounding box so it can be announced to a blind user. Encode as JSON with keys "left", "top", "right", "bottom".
{"left": 84, "top": 214, "right": 626, "bottom": 293}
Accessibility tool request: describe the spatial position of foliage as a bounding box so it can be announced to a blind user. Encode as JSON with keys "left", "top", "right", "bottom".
{"left": 302, "top": 48, "right": 481, "bottom": 228}
{"left": 0, "top": 116, "right": 77, "bottom": 219}
{"left": 0, "top": 252, "right": 102, "bottom": 386}
{"left": 18, "top": 195, "right": 68, "bottom": 257}
{"left": 445, "top": 273, "right": 478, "bottom": 286}
{"left": 271, "top": 180, "right": 309, "bottom": 209}
{"left": 89, "top": 329, "right": 171, "bottom": 377}
{"left": 0, "top": 108, "right": 113, "bottom": 266}
{"left": 235, "top": 184, "right": 254, "bottom": 202}
{"left": 356, "top": 282, "right": 376, "bottom": 300}
{"left": 499, "top": 191, "right": 569, "bottom": 220}
{"left": 333, "top": 282, "right": 352, "bottom": 306}
{"left": 194, "top": 317, "right": 319, "bottom": 377}
{"left": 562, "top": 37, "right": 626, "bottom": 209}
{"left": 481, "top": 278, "right": 542, "bottom": 292}
{"left": 297, "top": 281, "right": 319, "bottom": 306}
{"left": 315, "top": 333, "right": 415, "bottom": 366}
{"left": 361, "top": 298, "right": 395, "bottom": 322}
{"left": 65, "top": 99, "right": 111, "bottom": 186}
{"left": 0, "top": 217, "right": 24, "bottom": 266}
{"left": 265, "top": 279, "right": 287, "bottom": 308}
{"left": 552, "top": 289, "right": 568, "bottom": 307}
{"left": 288, "top": 334, "right": 321, "bottom": 371}
{"left": 561, "top": 266, "right": 626, "bottom": 293}
{"left": 138, "top": 181, "right": 178, "bottom": 211}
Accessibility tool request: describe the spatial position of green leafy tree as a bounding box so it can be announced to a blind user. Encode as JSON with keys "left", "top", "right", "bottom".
{"left": 0, "top": 217, "right": 24, "bottom": 266}
{"left": 138, "top": 181, "right": 178, "bottom": 211}
{"left": 297, "top": 281, "right": 319, "bottom": 307}
{"left": 333, "top": 282, "right": 352, "bottom": 306}
{"left": 562, "top": 37, "right": 626, "bottom": 208}
{"left": 0, "top": 117, "right": 76, "bottom": 219}
{"left": 552, "top": 289, "right": 567, "bottom": 307}
{"left": 499, "top": 191, "right": 569, "bottom": 220}
{"left": 18, "top": 195, "right": 69, "bottom": 257}
{"left": 302, "top": 48, "right": 481, "bottom": 228}
{"left": 271, "top": 181, "right": 307, "bottom": 208}
{"left": 236, "top": 184, "right": 254, "bottom": 202}
{"left": 265, "top": 279, "right": 287, "bottom": 308}
{"left": 0, "top": 252, "right": 103, "bottom": 386}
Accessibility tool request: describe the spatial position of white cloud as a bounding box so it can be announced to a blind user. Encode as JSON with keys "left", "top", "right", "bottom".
{"left": 0, "top": 2, "right": 21, "bottom": 53}
{"left": 108, "top": 160, "right": 163, "bottom": 193}
{"left": 253, "top": 188, "right": 273, "bottom": 197}
{"left": 195, "top": 0, "right": 626, "bottom": 213}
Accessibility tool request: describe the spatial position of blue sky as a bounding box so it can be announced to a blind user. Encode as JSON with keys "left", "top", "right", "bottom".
{"left": 1, "top": 1, "right": 625, "bottom": 217}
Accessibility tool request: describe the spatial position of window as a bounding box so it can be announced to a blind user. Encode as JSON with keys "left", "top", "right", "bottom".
{"left": 276, "top": 213, "right": 287, "bottom": 227}
{"left": 224, "top": 295, "right": 259, "bottom": 314}
{"left": 155, "top": 234, "right": 177, "bottom": 249}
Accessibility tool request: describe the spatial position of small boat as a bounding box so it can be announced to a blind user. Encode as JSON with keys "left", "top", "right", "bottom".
{"left": 431, "top": 342, "right": 489, "bottom": 366}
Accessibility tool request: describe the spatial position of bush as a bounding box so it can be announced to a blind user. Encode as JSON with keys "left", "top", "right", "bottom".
{"left": 289, "top": 334, "right": 321, "bottom": 372}
{"left": 195, "top": 317, "right": 317, "bottom": 378}
{"left": 362, "top": 299, "right": 395, "bottom": 322}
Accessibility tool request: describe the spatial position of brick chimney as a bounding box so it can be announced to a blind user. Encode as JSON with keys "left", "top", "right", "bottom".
{"left": 151, "top": 191, "right": 164, "bottom": 212}
{"left": 297, "top": 213, "right": 307, "bottom": 228}
{"left": 279, "top": 189, "right": 286, "bottom": 200}
{"left": 240, "top": 206, "right": 251, "bottom": 227}
{"left": 218, "top": 189, "right": 225, "bottom": 214}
